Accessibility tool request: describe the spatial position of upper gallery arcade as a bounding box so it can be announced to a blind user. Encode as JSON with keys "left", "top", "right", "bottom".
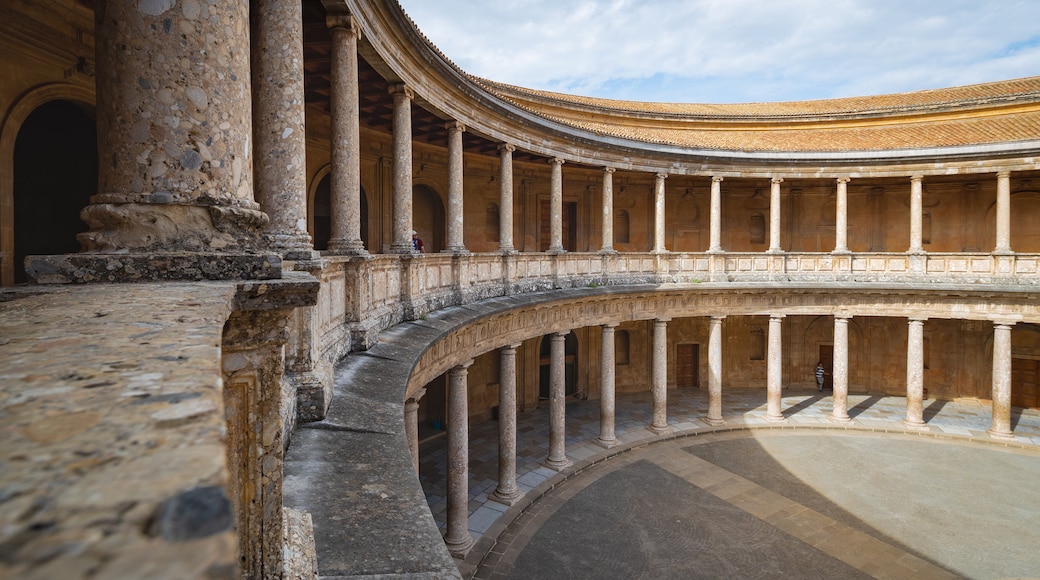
{"left": 2, "top": 0, "right": 1040, "bottom": 578}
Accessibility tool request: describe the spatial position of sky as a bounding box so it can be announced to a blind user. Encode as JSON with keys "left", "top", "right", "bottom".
{"left": 395, "top": 0, "right": 1040, "bottom": 104}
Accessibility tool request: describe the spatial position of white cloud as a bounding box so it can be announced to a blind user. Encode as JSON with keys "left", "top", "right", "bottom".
{"left": 396, "top": 0, "right": 1040, "bottom": 103}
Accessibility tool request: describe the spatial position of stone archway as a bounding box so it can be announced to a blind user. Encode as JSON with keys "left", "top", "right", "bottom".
{"left": 308, "top": 169, "right": 368, "bottom": 252}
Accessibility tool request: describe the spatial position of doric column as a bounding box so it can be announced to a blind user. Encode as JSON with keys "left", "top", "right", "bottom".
{"left": 768, "top": 177, "right": 783, "bottom": 252}
{"left": 766, "top": 314, "right": 786, "bottom": 421}
{"left": 444, "top": 361, "right": 475, "bottom": 557}
{"left": 491, "top": 344, "right": 524, "bottom": 504}
{"left": 649, "top": 318, "right": 671, "bottom": 433}
{"left": 909, "top": 175, "right": 924, "bottom": 254}
{"left": 904, "top": 317, "right": 927, "bottom": 428}
{"left": 707, "top": 316, "right": 726, "bottom": 425}
{"left": 444, "top": 121, "right": 467, "bottom": 253}
{"left": 404, "top": 388, "right": 426, "bottom": 475}
{"left": 324, "top": 12, "right": 365, "bottom": 255}
{"left": 989, "top": 322, "right": 1016, "bottom": 438}
{"left": 601, "top": 168, "right": 615, "bottom": 252}
{"left": 995, "top": 171, "right": 1012, "bottom": 254}
{"left": 389, "top": 84, "right": 415, "bottom": 253}
{"left": 708, "top": 176, "right": 724, "bottom": 252}
{"left": 597, "top": 324, "right": 619, "bottom": 447}
{"left": 498, "top": 144, "right": 516, "bottom": 253}
{"left": 834, "top": 178, "right": 850, "bottom": 254}
{"left": 544, "top": 331, "right": 572, "bottom": 470}
{"left": 653, "top": 173, "right": 668, "bottom": 253}
{"left": 831, "top": 316, "right": 852, "bottom": 422}
{"left": 548, "top": 158, "right": 565, "bottom": 253}
{"left": 253, "top": 0, "right": 314, "bottom": 259}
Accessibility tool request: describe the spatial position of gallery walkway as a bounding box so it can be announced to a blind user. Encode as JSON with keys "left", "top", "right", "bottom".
{"left": 418, "top": 389, "right": 1040, "bottom": 578}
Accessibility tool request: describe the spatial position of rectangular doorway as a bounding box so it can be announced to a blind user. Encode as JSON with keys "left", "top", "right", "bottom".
{"left": 818, "top": 345, "right": 834, "bottom": 390}
{"left": 677, "top": 343, "right": 699, "bottom": 388}
{"left": 539, "top": 200, "right": 577, "bottom": 251}
{"left": 1012, "top": 357, "right": 1039, "bottom": 409}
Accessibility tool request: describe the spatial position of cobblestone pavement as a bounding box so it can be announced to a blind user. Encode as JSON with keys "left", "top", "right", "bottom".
{"left": 418, "top": 389, "right": 1040, "bottom": 578}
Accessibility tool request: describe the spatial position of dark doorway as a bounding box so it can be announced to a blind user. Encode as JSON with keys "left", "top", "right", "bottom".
{"left": 819, "top": 345, "right": 834, "bottom": 390}
{"left": 1012, "top": 357, "right": 1039, "bottom": 409}
{"left": 539, "top": 333, "right": 578, "bottom": 400}
{"left": 539, "top": 200, "right": 578, "bottom": 251}
{"left": 311, "top": 174, "right": 368, "bottom": 252}
{"left": 13, "top": 101, "right": 97, "bottom": 283}
{"left": 417, "top": 374, "right": 447, "bottom": 442}
{"left": 413, "top": 185, "right": 445, "bottom": 253}
{"left": 677, "top": 343, "right": 700, "bottom": 388}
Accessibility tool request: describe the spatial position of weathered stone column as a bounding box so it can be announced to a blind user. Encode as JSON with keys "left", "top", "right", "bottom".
{"left": 834, "top": 178, "right": 850, "bottom": 254}
{"left": 548, "top": 158, "right": 565, "bottom": 253}
{"left": 544, "top": 331, "right": 572, "bottom": 470}
{"left": 597, "top": 324, "right": 619, "bottom": 447}
{"left": 389, "top": 84, "right": 415, "bottom": 254}
{"left": 444, "top": 361, "right": 475, "bottom": 557}
{"left": 707, "top": 316, "right": 726, "bottom": 425}
{"left": 989, "top": 322, "right": 1016, "bottom": 438}
{"left": 653, "top": 173, "right": 668, "bottom": 253}
{"left": 31, "top": 0, "right": 279, "bottom": 283}
{"left": 766, "top": 314, "right": 786, "bottom": 421}
{"left": 649, "top": 318, "right": 671, "bottom": 433}
{"left": 995, "top": 171, "right": 1012, "bottom": 254}
{"left": 444, "top": 121, "right": 467, "bottom": 253}
{"left": 324, "top": 12, "right": 365, "bottom": 255}
{"left": 909, "top": 175, "right": 924, "bottom": 254}
{"left": 768, "top": 177, "right": 783, "bottom": 253}
{"left": 601, "top": 167, "right": 615, "bottom": 252}
{"left": 831, "top": 315, "right": 852, "bottom": 422}
{"left": 491, "top": 344, "right": 524, "bottom": 504}
{"left": 708, "top": 177, "right": 724, "bottom": 252}
{"left": 405, "top": 388, "right": 426, "bottom": 475}
{"left": 252, "top": 0, "right": 315, "bottom": 259}
{"left": 904, "top": 317, "right": 927, "bottom": 428}
{"left": 498, "top": 144, "right": 516, "bottom": 253}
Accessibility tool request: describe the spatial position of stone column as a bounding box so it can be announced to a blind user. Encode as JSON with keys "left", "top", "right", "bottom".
{"left": 653, "top": 173, "right": 668, "bottom": 253}
{"left": 989, "top": 322, "right": 1015, "bottom": 438}
{"left": 707, "top": 316, "right": 726, "bottom": 425}
{"left": 544, "top": 331, "right": 572, "bottom": 470}
{"left": 35, "top": 0, "right": 278, "bottom": 283}
{"left": 444, "top": 361, "right": 475, "bottom": 557}
{"left": 597, "top": 324, "right": 619, "bottom": 447}
{"left": 252, "top": 0, "right": 315, "bottom": 259}
{"left": 491, "top": 344, "right": 524, "bottom": 504}
{"left": 995, "top": 171, "right": 1012, "bottom": 254}
{"left": 444, "top": 121, "right": 467, "bottom": 253}
{"left": 649, "top": 318, "right": 671, "bottom": 433}
{"left": 904, "top": 317, "right": 927, "bottom": 428}
{"left": 324, "top": 12, "right": 365, "bottom": 255}
{"left": 708, "top": 177, "right": 723, "bottom": 252}
{"left": 601, "top": 168, "right": 615, "bottom": 252}
{"left": 834, "top": 178, "right": 850, "bottom": 254}
{"left": 831, "top": 316, "right": 852, "bottom": 422}
{"left": 404, "top": 388, "right": 426, "bottom": 475}
{"left": 498, "top": 144, "right": 516, "bottom": 253}
{"left": 548, "top": 158, "right": 565, "bottom": 253}
{"left": 389, "top": 84, "right": 415, "bottom": 254}
{"left": 766, "top": 314, "right": 786, "bottom": 421}
{"left": 768, "top": 177, "right": 783, "bottom": 253}
{"left": 909, "top": 175, "right": 924, "bottom": 253}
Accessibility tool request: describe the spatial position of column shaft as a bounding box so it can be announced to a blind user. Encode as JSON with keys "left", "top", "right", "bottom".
{"left": 768, "top": 177, "right": 783, "bottom": 252}
{"left": 649, "top": 319, "right": 670, "bottom": 433}
{"left": 444, "top": 362, "right": 474, "bottom": 556}
{"left": 325, "top": 13, "right": 365, "bottom": 254}
{"left": 492, "top": 345, "right": 523, "bottom": 504}
{"left": 709, "top": 177, "right": 723, "bottom": 252}
{"left": 654, "top": 173, "right": 667, "bottom": 253}
{"left": 549, "top": 158, "right": 565, "bottom": 253}
{"left": 597, "top": 324, "right": 619, "bottom": 447}
{"left": 389, "top": 84, "right": 414, "bottom": 253}
{"left": 707, "top": 316, "right": 725, "bottom": 424}
{"left": 544, "top": 332, "right": 572, "bottom": 470}
{"left": 601, "top": 168, "right": 615, "bottom": 252}
{"left": 989, "top": 323, "right": 1015, "bottom": 438}
{"left": 995, "top": 171, "right": 1012, "bottom": 254}
{"left": 904, "top": 318, "right": 926, "bottom": 427}
{"left": 766, "top": 315, "right": 785, "bottom": 421}
{"left": 498, "top": 144, "right": 515, "bottom": 252}
{"left": 909, "top": 175, "right": 924, "bottom": 253}
{"left": 834, "top": 178, "right": 850, "bottom": 253}
{"left": 831, "top": 316, "right": 851, "bottom": 422}
{"left": 444, "top": 122, "right": 467, "bottom": 253}
{"left": 404, "top": 389, "right": 424, "bottom": 475}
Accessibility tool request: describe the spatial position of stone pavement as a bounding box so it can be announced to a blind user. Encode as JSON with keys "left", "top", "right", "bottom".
{"left": 418, "top": 389, "right": 1040, "bottom": 578}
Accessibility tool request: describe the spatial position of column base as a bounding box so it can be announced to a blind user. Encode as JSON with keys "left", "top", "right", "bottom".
{"left": 497, "top": 247, "right": 518, "bottom": 255}
{"left": 25, "top": 252, "right": 281, "bottom": 284}
{"left": 903, "top": 419, "right": 929, "bottom": 431}
{"left": 489, "top": 487, "right": 525, "bottom": 506}
{"left": 441, "top": 247, "right": 470, "bottom": 255}
{"left": 828, "top": 414, "right": 853, "bottom": 424}
{"left": 987, "top": 427, "right": 1015, "bottom": 440}
{"left": 390, "top": 243, "right": 416, "bottom": 254}
{"left": 765, "top": 413, "right": 787, "bottom": 423}
{"left": 595, "top": 436, "right": 619, "bottom": 449}
{"left": 598, "top": 248, "right": 618, "bottom": 255}
{"left": 542, "top": 456, "right": 573, "bottom": 472}
{"left": 647, "top": 423, "right": 671, "bottom": 435}
{"left": 546, "top": 247, "right": 566, "bottom": 255}
{"left": 705, "top": 415, "right": 726, "bottom": 426}
{"left": 992, "top": 248, "right": 1014, "bottom": 256}
{"left": 444, "top": 533, "right": 475, "bottom": 559}
{"left": 831, "top": 248, "right": 851, "bottom": 255}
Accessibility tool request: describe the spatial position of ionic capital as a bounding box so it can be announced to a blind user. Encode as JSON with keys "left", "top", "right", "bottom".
{"left": 997, "top": 170, "right": 1011, "bottom": 179}
{"left": 326, "top": 11, "right": 360, "bottom": 36}
{"left": 656, "top": 173, "right": 668, "bottom": 181}
{"left": 498, "top": 143, "right": 516, "bottom": 153}
{"left": 603, "top": 167, "right": 616, "bottom": 174}
{"left": 771, "top": 177, "right": 784, "bottom": 184}
{"left": 836, "top": 177, "right": 851, "bottom": 185}
{"left": 910, "top": 175, "right": 924, "bottom": 184}
{"left": 550, "top": 157, "right": 565, "bottom": 166}
{"left": 388, "top": 83, "right": 414, "bottom": 100}
{"left": 711, "top": 176, "right": 724, "bottom": 183}
{"left": 445, "top": 121, "right": 466, "bottom": 133}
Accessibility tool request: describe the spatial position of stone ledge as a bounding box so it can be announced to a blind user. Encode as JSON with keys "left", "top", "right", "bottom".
{"left": 25, "top": 252, "right": 282, "bottom": 284}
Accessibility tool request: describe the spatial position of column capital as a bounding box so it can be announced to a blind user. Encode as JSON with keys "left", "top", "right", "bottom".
{"left": 602, "top": 322, "right": 620, "bottom": 329}
{"left": 326, "top": 11, "right": 360, "bottom": 35}
{"left": 910, "top": 174, "right": 924, "bottom": 183}
{"left": 710, "top": 315, "right": 727, "bottom": 322}
{"left": 997, "top": 170, "right": 1011, "bottom": 179}
{"left": 553, "top": 330, "right": 570, "bottom": 339}
{"left": 550, "top": 157, "right": 565, "bottom": 166}
{"left": 833, "top": 313, "right": 853, "bottom": 321}
{"left": 908, "top": 317, "right": 927, "bottom": 325}
{"left": 711, "top": 176, "right": 724, "bottom": 183}
{"left": 992, "top": 319, "right": 1019, "bottom": 329}
{"left": 388, "top": 83, "right": 414, "bottom": 100}
{"left": 603, "top": 167, "right": 616, "bottom": 174}
{"left": 654, "top": 317, "right": 671, "bottom": 324}
{"left": 656, "top": 173, "right": 668, "bottom": 181}
{"left": 501, "top": 343, "right": 522, "bottom": 352}
{"left": 406, "top": 388, "right": 427, "bottom": 405}
{"left": 445, "top": 120, "right": 466, "bottom": 133}
{"left": 769, "top": 313, "right": 786, "bottom": 321}
{"left": 836, "top": 177, "right": 851, "bottom": 185}
{"left": 451, "top": 359, "right": 475, "bottom": 372}
{"left": 771, "top": 177, "right": 784, "bottom": 184}
{"left": 498, "top": 143, "right": 516, "bottom": 153}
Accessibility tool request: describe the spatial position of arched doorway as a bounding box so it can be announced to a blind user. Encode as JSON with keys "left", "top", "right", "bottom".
{"left": 13, "top": 101, "right": 97, "bottom": 284}
{"left": 310, "top": 173, "right": 368, "bottom": 251}
{"left": 412, "top": 184, "right": 445, "bottom": 253}
{"left": 538, "top": 333, "right": 578, "bottom": 400}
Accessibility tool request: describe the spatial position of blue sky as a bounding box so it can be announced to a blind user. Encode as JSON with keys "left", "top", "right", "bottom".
{"left": 395, "top": 0, "right": 1040, "bottom": 104}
